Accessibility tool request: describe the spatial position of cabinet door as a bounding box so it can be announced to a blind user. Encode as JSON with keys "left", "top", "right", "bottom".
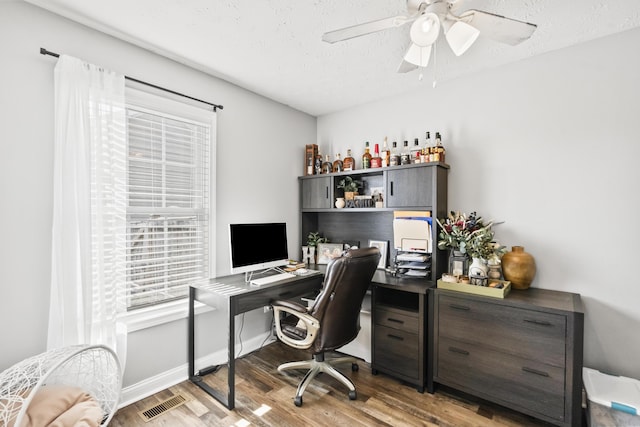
{"left": 386, "top": 167, "right": 433, "bottom": 208}
{"left": 301, "top": 177, "right": 331, "bottom": 209}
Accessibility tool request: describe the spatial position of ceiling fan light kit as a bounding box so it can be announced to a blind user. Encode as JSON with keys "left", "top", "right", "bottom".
{"left": 322, "top": 0, "right": 537, "bottom": 73}
{"left": 445, "top": 21, "right": 480, "bottom": 56}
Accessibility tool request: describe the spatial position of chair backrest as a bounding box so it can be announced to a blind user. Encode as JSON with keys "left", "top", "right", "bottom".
{"left": 308, "top": 247, "right": 380, "bottom": 354}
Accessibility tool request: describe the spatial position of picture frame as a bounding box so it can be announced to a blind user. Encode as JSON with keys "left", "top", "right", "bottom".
{"left": 317, "top": 243, "right": 344, "bottom": 264}
{"left": 342, "top": 240, "right": 360, "bottom": 250}
{"left": 368, "top": 239, "right": 388, "bottom": 269}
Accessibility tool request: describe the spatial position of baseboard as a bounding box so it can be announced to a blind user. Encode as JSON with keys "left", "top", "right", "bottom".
{"left": 118, "top": 334, "right": 275, "bottom": 408}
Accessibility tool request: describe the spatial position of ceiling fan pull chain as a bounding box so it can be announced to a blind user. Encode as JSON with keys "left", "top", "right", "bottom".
{"left": 432, "top": 40, "right": 438, "bottom": 88}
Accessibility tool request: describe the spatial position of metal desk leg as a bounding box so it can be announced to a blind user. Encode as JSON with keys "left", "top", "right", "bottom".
{"left": 227, "top": 301, "right": 235, "bottom": 409}
{"left": 188, "top": 287, "right": 234, "bottom": 409}
{"left": 188, "top": 287, "right": 195, "bottom": 379}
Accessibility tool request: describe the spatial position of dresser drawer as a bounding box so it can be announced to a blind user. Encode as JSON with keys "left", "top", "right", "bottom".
{"left": 374, "top": 325, "right": 419, "bottom": 379}
{"left": 375, "top": 307, "right": 419, "bottom": 334}
{"left": 438, "top": 294, "right": 566, "bottom": 367}
{"left": 437, "top": 337, "right": 565, "bottom": 421}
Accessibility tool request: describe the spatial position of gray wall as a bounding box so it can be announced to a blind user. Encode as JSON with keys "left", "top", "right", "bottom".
{"left": 318, "top": 28, "right": 640, "bottom": 380}
{"left": 0, "top": 0, "right": 316, "bottom": 391}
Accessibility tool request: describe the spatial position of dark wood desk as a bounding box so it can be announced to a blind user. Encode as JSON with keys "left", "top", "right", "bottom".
{"left": 188, "top": 272, "right": 323, "bottom": 410}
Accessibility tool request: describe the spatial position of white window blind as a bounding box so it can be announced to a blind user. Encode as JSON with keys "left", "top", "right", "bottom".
{"left": 125, "top": 91, "right": 213, "bottom": 310}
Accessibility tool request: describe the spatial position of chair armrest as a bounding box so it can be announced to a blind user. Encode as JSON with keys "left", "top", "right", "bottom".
{"left": 271, "top": 299, "right": 308, "bottom": 314}
{"left": 271, "top": 304, "right": 320, "bottom": 350}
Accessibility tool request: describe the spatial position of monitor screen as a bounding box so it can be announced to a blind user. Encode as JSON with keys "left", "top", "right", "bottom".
{"left": 229, "top": 222, "right": 289, "bottom": 274}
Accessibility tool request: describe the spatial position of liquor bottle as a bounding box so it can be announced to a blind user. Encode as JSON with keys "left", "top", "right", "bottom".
{"left": 314, "top": 151, "right": 323, "bottom": 174}
{"left": 381, "top": 137, "right": 390, "bottom": 167}
{"left": 421, "top": 131, "right": 431, "bottom": 163}
{"left": 435, "top": 132, "right": 445, "bottom": 163}
{"left": 389, "top": 141, "right": 400, "bottom": 166}
{"left": 371, "top": 143, "right": 382, "bottom": 168}
{"left": 343, "top": 149, "right": 355, "bottom": 171}
{"left": 411, "top": 138, "right": 421, "bottom": 163}
{"left": 362, "top": 141, "right": 372, "bottom": 169}
{"left": 321, "top": 154, "right": 333, "bottom": 174}
{"left": 400, "top": 140, "right": 410, "bottom": 165}
{"left": 307, "top": 155, "right": 314, "bottom": 175}
{"left": 332, "top": 153, "right": 343, "bottom": 172}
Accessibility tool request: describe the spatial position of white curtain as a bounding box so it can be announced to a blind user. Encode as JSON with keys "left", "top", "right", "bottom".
{"left": 48, "top": 55, "right": 127, "bottom": 366}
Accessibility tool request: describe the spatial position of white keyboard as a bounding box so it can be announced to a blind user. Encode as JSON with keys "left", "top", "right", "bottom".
{"left": 249, "top": 272, "right": 295, "bottom": 286}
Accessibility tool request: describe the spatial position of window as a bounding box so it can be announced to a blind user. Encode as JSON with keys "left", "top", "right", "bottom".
{"left": 124, "top": 88, "right": 215, "bottom": 311}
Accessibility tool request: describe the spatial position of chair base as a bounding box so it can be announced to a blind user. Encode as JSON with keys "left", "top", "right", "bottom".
{"left": 277, "top": 354, "right": 359, "bottom": 406}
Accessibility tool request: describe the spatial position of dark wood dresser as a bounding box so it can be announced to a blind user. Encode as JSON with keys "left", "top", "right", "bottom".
{"left": 429, "top": 287, "right": 584, "bottom": 427}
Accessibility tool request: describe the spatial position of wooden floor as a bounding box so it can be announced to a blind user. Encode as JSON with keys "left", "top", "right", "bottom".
{"left": 110, "top": 341, "right": 554, "bottom": 427}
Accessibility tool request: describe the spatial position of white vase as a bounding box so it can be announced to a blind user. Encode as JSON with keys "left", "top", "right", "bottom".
{"left": 469, "top": 257, "right": 489, "bottom": 278}
{"left": 335, "top": 197, "right": 345, "bottom": 209}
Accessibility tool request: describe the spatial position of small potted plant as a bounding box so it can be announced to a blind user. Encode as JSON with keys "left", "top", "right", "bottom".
{"left": 336, "top": 176, "right": 363, "bottom": 200}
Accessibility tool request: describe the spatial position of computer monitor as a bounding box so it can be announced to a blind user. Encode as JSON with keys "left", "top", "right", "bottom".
{"left": 229, "top": 222, "right": 289, "bottom": 275}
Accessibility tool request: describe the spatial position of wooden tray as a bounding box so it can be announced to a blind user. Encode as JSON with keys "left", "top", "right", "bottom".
{"left": 437, "top": 279, "right": 511, "bottom": 299}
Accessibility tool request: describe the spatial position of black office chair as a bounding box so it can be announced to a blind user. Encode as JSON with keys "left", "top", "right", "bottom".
{"left": 271, "top": 247, "right": 380, "bottom": 407}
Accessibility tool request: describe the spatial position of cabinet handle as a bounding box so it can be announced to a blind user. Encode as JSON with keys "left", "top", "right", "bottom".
{"left": 448, "top": 347, "right": 469, "bottom": 355}
{"left": 390, "top": 181, "right": 394, "bottom": 196}
{"left": 387, "top": 318, "right": 404, "bottom": 325}
{"left": 449, "top": 304, "right": 470, "bottom": 311}
{"left": 326, "top": 186, "right": 329, "bottom": 199}
{"left": 523, "top": 318, "right": 552, "bottom": 326}
{"left": 522, "top": 366, "right": 550, "bottom": 377}
{"left": 387, "top": 334, "right": 404, "bottom": 341}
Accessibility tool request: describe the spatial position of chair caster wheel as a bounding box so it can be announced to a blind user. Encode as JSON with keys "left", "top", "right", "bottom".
{"left": 294, "top": 396, "right": 303, "bottom": 407}
{"left": 351, "top": 363, "right": 359, "bottom": 372}
{"left": 349, "top": 390, "right": 357, "bottom": 400}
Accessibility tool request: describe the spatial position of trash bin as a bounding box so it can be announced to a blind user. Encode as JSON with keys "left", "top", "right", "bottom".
{"left": 583, "top": 367, "right": 640, "bottom": 427}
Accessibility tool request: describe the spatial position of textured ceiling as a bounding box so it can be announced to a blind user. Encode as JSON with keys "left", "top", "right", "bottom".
{"left": 23, "top": 0, "right": 640, "bottom": 116}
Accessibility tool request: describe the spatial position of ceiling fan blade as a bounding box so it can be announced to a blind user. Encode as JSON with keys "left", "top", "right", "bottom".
{"left": 397, "top": 59, "right": 419, "bottom": 73}
{"left": 322, "top": 14, "right": 415, "bottom": 43}
{"left": 459, "top": 9, "right": 537, "bottom": 45}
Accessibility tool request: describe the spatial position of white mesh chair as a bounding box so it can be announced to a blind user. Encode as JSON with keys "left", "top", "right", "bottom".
{"left": 0, "top": 344, "right": 122, "bottom": 426}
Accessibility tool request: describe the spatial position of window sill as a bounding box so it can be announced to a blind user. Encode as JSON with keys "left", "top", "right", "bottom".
{"left": 121, "top": 299, "right": 215, "bottom": 333}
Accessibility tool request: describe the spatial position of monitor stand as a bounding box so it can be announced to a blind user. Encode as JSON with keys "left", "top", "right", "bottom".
{"left": 244, "top": 266, "right": 287, "bottom": 283}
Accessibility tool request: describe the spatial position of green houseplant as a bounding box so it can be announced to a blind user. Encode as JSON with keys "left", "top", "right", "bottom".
{"left": 336, "top": 176, "right": 363, "bottom": 200}
{"left": 307, "top": 231, "right": 327, "bottom": 248}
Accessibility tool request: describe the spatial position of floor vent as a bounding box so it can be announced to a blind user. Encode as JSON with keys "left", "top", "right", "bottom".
{"left": 138, "top": 394, "right": 189, "bottom": 422}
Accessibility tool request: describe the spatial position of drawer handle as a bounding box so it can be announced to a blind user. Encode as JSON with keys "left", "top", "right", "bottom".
{"left": 523, "top": 318, "right": 552, "bottom": 326}
{"left": 387, "top": 318, "right": 404, "bottom": 324}
{"left": 522, "top": 366, "right": 550, "bottom": 377}
{"left": 448, "top": 347, "right": 469, "bottom": 356}
{"left": 387, "top": 334, "right": 404, "bottom": 341}
{"left": 449, "top": 304, "right": 470, "bottom": 311}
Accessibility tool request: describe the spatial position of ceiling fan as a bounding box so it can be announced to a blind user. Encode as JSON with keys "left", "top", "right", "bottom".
{"left": 322, "top": 0, "right": 537, "bottom": 73}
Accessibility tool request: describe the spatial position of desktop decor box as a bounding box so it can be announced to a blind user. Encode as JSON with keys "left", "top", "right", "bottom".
{"left": 304, "top": 144, "right": 318, "bottom": 176}
{"left": 437, "top": 279, "right": 511, "bottom": 299}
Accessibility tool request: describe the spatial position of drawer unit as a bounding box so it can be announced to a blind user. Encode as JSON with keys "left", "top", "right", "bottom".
{"left": 438, "top": 294, "right": 566, "bottom": 367}
{"left": 375, "top": 306, "right": 420, "bottom": 334}
{"left": 430, "top": 288, "right": 584, "bottom": 427}
{"left": 373, "top": 324, "right": 419, "bottom": 379}
{"left": 372, "top": 286, "right": 428, "bottom": 392}
{"left": 438, "top": 336, "right": 565, "bottom": 420}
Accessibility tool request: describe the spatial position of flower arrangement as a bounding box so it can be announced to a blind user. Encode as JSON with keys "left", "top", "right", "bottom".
{"left": 436, "top": 211, "right": 505, "bottom": 261}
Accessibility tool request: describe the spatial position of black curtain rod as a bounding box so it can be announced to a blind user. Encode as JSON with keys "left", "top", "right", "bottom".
{"left": 40, "top": 47, "right": 223, "bottom": 112}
